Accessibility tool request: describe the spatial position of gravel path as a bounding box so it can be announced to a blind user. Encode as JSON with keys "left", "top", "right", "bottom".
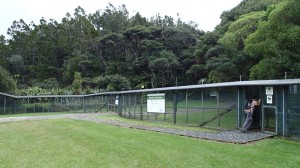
{"left": 0, "top": 113, "right": 274, "bottom": 144}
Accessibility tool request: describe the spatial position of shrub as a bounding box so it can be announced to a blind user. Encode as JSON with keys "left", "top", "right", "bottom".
{"left": 95, "top": 74, "right": 130, "bottom": 91}
{"left": 0, "top": 66, "right": 16, "bottom": 93}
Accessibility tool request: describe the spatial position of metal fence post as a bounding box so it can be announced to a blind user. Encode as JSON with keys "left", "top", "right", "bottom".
{"left": 173, "top": 91, "right": 178, "bottom": 124}
{"left": 201, "top": 90, "right": 204, "bottom": 126}
{"left": 117, "top": 94, "right": 122, "bottom": 116}
{"left": 83, "top": 97, "right": 86, "bottom": 113}
{"left": 107, "top": 95, "right": 109, "bottom": 112}
{"left": 217, "top": 88, "right": 220, "bottom": 127}
{"left": 134, "top": 94, "right": 137, "bottom": 118}
{"left": 186, "top": 91, "right": 188, "bottom": 124}
{"left": 140, "top": 93, "right": 143, "bottom": 120}
{"left": 14, "top": 98, "right": 17, "bottom": 114}
{"left": 4, "top": 97, "right": 6, "bottom": 114}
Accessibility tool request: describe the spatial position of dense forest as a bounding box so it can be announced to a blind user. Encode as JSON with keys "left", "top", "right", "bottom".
{"left": 1, "top": 0, "right": 299, "bottom": 94}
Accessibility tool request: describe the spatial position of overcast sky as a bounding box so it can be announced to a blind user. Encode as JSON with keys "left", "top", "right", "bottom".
{"left": 0, "top": 0, "right": 242, "bottom": 37}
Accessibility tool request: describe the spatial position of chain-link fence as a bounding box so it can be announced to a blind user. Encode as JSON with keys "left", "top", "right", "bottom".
{"left": 0, "top": 94, "right": 109, "bottom": 114}
{"left": 1, "top": 80, "right": 300, "bottom": 138}
{"left": 287, "top": 84, "right": 300, "bottom": 137}
{"left": 119, "top": 87, "right": 238, "bottom": 129}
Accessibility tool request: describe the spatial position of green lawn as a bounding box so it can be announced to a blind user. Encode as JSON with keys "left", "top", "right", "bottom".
{"left": 0, "top": 112, "right": 73, "bottom": 118}
{"left": 98, "top": 115, "right": 217, "bottom": 132}
{"left": 0, "top": 119, "right": 299, "bottom": 167}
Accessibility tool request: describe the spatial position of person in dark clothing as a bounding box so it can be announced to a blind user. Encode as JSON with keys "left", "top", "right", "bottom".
{"left": 242, "top": 96, "right": 261, "bottom": 132}
{"left": 252, "top": 101, "right": 261, "bottom": 130}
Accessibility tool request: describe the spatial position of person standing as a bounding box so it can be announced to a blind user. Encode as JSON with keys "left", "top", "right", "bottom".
{"left": 242, "top": 96, "right": 261, "bottom": 132}
{"left": 252, "top": 97, "right": 261, "bottom": 130}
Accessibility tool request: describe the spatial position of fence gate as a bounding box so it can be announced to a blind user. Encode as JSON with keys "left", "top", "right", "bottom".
{"left": 108, "top": 95, "right": 118, "bottom": 113}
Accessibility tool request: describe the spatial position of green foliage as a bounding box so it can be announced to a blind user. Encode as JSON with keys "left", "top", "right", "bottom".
{"left": 216, "top": 0, "right": 281, "bottom": 34}
{"left": 186, "top": 64, "right": 206, "bottom": 81}
{"left": 148, "top": 50, "right": 179, "bottom": 87}
{"left": 1, "top": 0, "right": 298, "bottom": 92}
{"left": 194, "top": 32, "right": 219, "bottom": 64}
{"left": 72, "top": 72, "right": 82, "bottom": 95}
{"left": 202, "top": 0, "right": 283, "bottom": 82}
{"left": 249, "top": 58, "right": 279, "bottom": 79}
{"left": 130, "top": 12, "right": 149, "bottom": 27}
{"left": 33, "top": 78, "right": 59, "bottom": 89}
{"left": 8, "top": 54, "right": 24, "bottom": 74}
{"left": 0, "top": 66, "right": 16, "bottom": 93}
{"left": 62, "top": 53, "right": 100, "bottom": 84}
{"left": 95, "top": 74, "right": 130, "bottom": 91}
{"left": 207, "top": 58, "right": 238, "bottom": 83}
{"left": 219, "top": 11, "right": 265, "bottom": 51}
{"left": 17, "top": 86, "right": 48, "bottom": 96}
{"left": 245, "top": 0, "right": 300, "bottom": 79}
{"left": 0, "top": 35, "right": 9, "bottom": 68}
{"left": 207, "top": 11, "right": 266, "bottom": 82}
{"left": 89, "top": 3, "right": 129, "bottom": 34}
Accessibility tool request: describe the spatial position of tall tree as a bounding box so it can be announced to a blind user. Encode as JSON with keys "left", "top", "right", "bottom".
{"left": 148, "top": 50, "right": 179, "bottom": 87}
{"left": 98, "top": 33, "right": 127, "bottom": 75}
{"left": 216, "top": 0, "right": 281, "bottom": 34}
{"left": 244, "top": 0, "right": 300, "bottom": 79}
{"left": 89, "top": 3, "right": 129, "bottom": 34}
{"left": 0, "top": 35, "right": 10, "bottom": 68}
{"left": 0, "top": 66, "right": 17, "bottom": 93}
{"left": 130, "top": 12, "right": 150, "bottom": 27}
{"left": 208, "top": 11, "right": 266, "bottom": 81}
{"left": 219, "top": 11, "right": 265, "bottom": 51}
{"left": 72, "top": 72, "right": 82, "bottom": 95}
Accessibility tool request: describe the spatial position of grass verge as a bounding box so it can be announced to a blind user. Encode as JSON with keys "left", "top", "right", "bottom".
{"left": 0, "top": 112, "right": 76, "bottom": 118}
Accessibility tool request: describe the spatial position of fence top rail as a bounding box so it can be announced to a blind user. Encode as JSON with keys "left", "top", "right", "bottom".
{"left": 1, "top": 78, "right": 300, "bottom": 99}
{"left": 0, "top": 93, "right": 86, "bottom": 99}
{"left": 119, "top": 79, "right": 300, "bottom": 94}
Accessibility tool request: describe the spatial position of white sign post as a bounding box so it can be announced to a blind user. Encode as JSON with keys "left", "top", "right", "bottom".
{"left": 147, "top": 93, "right": 165, "bottom": 113}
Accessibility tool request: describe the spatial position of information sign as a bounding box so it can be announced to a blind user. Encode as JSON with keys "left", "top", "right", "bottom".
{"left": 147, "top": 93, "right": 165, "bottom": 113}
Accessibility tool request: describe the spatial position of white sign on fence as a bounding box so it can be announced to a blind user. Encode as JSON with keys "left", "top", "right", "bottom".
{"left": 147, "top": 93, "right": 165, "bottom": 113}
{"left": 115, "top": 96, "right": 119, "bottom": 105}
{"left": 267, "top": 95, "right": 273, "bottom": 104}
{"left": 266, "top": 86, "right": 273, "bottom": 95}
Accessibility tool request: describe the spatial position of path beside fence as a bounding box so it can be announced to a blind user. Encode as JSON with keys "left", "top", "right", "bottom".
{"left": 0, "top": 113, "right": 274, "bottom": 144}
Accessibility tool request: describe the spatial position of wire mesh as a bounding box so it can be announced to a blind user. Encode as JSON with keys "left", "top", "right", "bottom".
{"left": 118, "top": 88, "right": 238, "bottom": 129}
{"left": 0, "top": 94, "right": 110, "bottom": 114}
{"left": 0, "top": 83, "right": 300, "bottom": 138}
{"left": 287, "top": 85, "right": 300, "bottom": 136}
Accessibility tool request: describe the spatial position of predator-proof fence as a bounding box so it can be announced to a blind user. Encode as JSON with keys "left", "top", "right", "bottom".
{"left": 0, "top": 94, "right": 109, "bottom": 114}
{"left": 1, "top": 79, "right": 300, "bottom": 137}
{"left": 119, "top": 87, "right": 238, "bottom": 129}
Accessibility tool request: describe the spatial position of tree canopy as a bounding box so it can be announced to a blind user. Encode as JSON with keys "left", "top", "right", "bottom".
{"left": 0, "top": 0, "right": 299, "bottom": 94}
{"left": 0, "top": 66, "right": 16, "bottom": 93}
{"left": 245, "top": 0, "right": 300, "bottom": 79}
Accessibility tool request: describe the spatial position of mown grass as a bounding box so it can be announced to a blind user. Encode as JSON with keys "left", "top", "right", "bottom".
{"left": 0, "top": 112, "right": 74, "bottom": 118}
{"left": 0, "top": 119, "right": 299, "bottom": 168}
{"left": 98, "top": 115, "right": 217, "bottom": 132}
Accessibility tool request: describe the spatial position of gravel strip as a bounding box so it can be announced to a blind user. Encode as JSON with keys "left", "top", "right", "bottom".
{"left": 67, "top": 113, "right": 275, "bottom": 144}
{"left": 0, "top": 113, "right": 274, "bottom": 144}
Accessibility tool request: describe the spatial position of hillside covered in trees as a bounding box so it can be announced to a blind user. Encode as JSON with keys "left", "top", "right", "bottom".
{"left": 1, "top": 0, "right": 299, "bottom": 94}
